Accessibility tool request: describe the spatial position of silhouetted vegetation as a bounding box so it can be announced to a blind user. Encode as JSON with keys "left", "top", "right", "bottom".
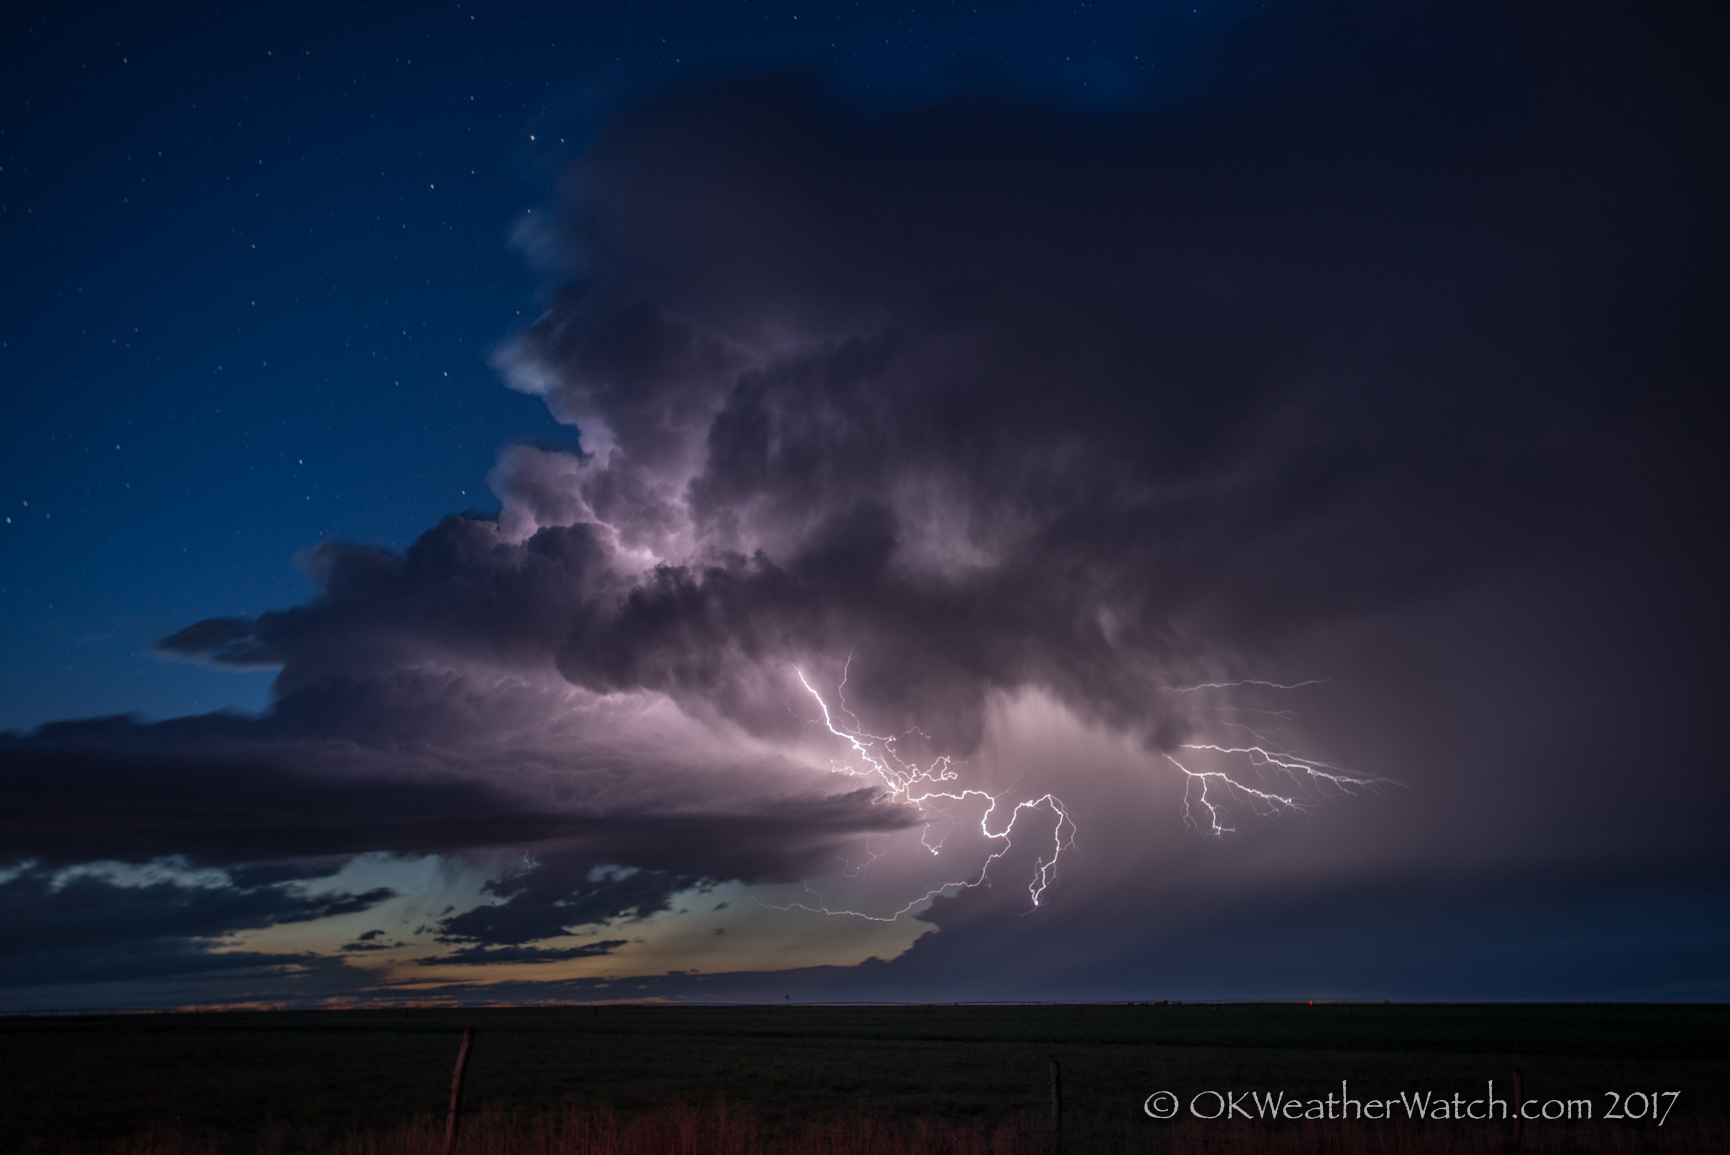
{"left": 6, "top": 1003, "right": 1724, "bottom": 1153}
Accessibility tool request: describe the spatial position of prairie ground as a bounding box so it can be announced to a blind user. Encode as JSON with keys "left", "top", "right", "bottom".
{"left": 3, "top": 1003, "right": 1724, "bottom": 1153}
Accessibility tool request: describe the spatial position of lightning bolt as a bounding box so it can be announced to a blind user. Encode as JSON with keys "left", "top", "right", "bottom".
{"left": 768, "top": 666, "right": 1391, "bottom": 922}
{"left": 1172, "top": 678, "right": 1330, "bottom": 692}
{"left": 767, "top": 667, "right": 1075, "bottom": 920}
{"left": 1164, "top": 679, "right": 1395, "bottom": 835}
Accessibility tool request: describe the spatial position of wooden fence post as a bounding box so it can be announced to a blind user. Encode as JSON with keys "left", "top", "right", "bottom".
{"left": 1049, "top": 1057, "right": 1063, "bottom": 1155}
{"left": 444, "top": 1028, "right": 475, "bottom": 1155}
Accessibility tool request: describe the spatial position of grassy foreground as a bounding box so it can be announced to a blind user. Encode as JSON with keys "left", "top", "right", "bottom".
{"left": 91, "top": 1102, "right": 1730, "bottom": 1155}
{"left": 3, "top": 1003, "right": 1725, "bottom": 1153}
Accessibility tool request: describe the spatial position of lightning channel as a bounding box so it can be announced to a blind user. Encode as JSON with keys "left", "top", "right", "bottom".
{"left": 1165, "top": 743, "right": 1395, "bottom": 836}
{"left": 771, "top": 666, "right": 1390, "bottom": 919}
{"left": 769, "top": 667, "right": 1076, "bottom": 920}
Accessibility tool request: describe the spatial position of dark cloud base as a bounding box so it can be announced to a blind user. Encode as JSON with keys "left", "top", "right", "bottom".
{"left": 12, "top": 875, "right": 1722, "bottom": 1013}
{"left": 419, "top": 940, "right": 631, "bottom": 967}
{"left": 0, "top": 732, "right": 584, "bottom": 868}
{"left": 0, "top": 862, "right": 392, "bottom": 991}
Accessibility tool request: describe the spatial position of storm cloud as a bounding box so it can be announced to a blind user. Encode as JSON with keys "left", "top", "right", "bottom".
{"left": 174, "top": 3, "right": 1721, "bottom": 754}
{"left": 5, "top": 0, "right": 1726, "bottom": 1002}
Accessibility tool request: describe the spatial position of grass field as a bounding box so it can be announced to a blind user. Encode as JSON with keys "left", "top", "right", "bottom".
{"left": 3, "top": 1003, "right": 1725, "bottom": 1153}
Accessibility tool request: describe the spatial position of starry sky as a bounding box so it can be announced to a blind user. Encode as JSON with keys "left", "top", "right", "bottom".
{"left": 3, "top": 0, "right": 1727, "bottom": 1011}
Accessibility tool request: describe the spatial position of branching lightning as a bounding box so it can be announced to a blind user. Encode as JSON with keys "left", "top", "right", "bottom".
{"left": 1166, "top": 679, "right": 1395, "bottom": 835}
{"left": 764, "top": 667, "right": 1075, "bottom": 922}
{"left": 765, "top": 666, "right": 1391, "bottom": 923}
{"left": 1162, "top": 745, "right": 1390, "bottom": 835}
{"left": 1172, "top": 679, "right": 1331, "bottom": 692}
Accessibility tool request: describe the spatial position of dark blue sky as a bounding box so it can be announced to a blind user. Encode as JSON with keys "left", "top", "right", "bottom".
{"left": 2, "top": 1, "right": 1726, "bottom": 1011}
{"left": 2, "top": 0, "right": 1257, "bottom": 729}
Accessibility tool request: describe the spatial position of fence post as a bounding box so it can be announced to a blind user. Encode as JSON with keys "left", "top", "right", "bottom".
{"left": 444, "top": 1028, "right": 475, "bottom": 1155}
{"left": 1050, "top": 1057, "right": 1063, "bottom": 1155}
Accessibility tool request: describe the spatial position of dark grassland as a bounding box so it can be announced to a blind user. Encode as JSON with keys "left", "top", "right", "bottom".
{"left": 2, "top": 1003, "right": 1725, "bottom": 1153}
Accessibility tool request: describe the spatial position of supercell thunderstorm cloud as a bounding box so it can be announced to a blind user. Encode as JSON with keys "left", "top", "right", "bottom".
{"left": 3, "top": 1, "right": 1727, "bottom": 1008}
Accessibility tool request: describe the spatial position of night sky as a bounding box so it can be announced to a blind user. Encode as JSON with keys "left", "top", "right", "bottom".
{"left": 3, "top": 1, "right": 1727, "bottom": 1011}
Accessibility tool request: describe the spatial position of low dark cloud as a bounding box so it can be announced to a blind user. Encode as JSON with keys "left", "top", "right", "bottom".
{"left": 0, "top": 726, "right": 582, "bottom": 868}
{"left": 0, "top": 861, "right": 391, "bottom": 989}
{"left": 436, "top": 854, "right": 702, "bottom": 948}
{"left": 0, "top": 710, "right": 913, "bottom": 872}
{"left": 4, "top": 0, "right": 1726, "bottom": 1001}
{"left": 418, "top": 940, "right": 630, "bottom": 967}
